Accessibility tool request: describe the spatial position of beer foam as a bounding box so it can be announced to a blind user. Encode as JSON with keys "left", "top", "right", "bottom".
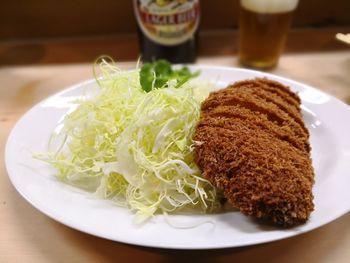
{"left": 241, "top": 0, "right": 299, "bottom": 13}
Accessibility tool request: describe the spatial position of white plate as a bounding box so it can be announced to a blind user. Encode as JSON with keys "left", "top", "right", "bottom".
{"left": 5, "top": 66, "right": 350, "bottom": 249}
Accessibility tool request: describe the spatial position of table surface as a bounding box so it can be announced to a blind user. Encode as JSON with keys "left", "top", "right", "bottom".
{"left": 1, "top": 52, "right": 350, "bottom": 262}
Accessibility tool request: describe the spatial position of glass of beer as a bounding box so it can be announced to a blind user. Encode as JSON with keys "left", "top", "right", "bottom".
{"left": 238, "top": 0, "right": 299, "bottom": 69}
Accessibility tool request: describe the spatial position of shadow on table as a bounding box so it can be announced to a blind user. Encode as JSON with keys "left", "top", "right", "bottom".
{"left": 5, "top": 181, "right": 350, "bottom": 263}
{"left": 0, "top": 44, "right": 46, "bottom": 65}
{"left": 51, "top": 212, "right": 350, "bottom": 263}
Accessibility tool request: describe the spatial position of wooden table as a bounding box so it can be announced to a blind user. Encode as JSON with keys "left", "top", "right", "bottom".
{"left": 1, "top": 52, "right": 350, "bottom": 262}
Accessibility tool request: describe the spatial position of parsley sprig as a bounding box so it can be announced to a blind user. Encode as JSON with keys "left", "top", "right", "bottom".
{"left": 139, "top": 60, "right": 199, "bottom": 92}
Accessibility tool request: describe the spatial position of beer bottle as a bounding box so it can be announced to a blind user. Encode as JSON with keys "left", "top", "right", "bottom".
{"left": 133, "top": 0, "right": 200, "bottom": 63}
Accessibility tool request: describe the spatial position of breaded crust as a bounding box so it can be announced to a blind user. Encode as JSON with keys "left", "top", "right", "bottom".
{"left": 194, "top": 78, "right": 315, "bottom": 226}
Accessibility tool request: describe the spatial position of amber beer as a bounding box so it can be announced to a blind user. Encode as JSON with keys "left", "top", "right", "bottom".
{"left": 239, "top": 0, "right": 299, "bottom": 69}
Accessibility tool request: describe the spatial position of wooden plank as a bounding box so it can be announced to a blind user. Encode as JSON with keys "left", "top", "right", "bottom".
{"left": 0, "top": 27, "right": 349, "bottom": 65}
{"left": 1, "top": 0, "right": 349, "bottom": 39}
{"left": 1, "top": 52, "right": 350, "bottom": 262}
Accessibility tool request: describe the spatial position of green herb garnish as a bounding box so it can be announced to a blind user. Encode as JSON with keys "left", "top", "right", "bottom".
{"left": 139, "top": 59, "right": 199, "bottom": 92}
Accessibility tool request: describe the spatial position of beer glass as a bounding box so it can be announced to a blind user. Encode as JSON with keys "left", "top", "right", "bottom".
{"left": 238, "top": 0, "right": 299, "bottom": 69}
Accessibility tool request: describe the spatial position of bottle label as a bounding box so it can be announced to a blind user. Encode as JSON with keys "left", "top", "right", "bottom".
{"left": 134, "top": 0, "right": 200, "bottom": 46}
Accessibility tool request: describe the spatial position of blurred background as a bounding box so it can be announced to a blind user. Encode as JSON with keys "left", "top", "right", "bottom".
{"left": 1, "top": 2, "right": 350, "bottom": 262}
{"left": 0, "top": 0, "right": 349, "bottom": 65}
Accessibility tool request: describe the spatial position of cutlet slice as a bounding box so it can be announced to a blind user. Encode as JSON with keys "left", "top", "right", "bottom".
{"left": 230, "top": 86, "right": 309, "bottom": 135}
{"left": 203, "top": 85, "right": 309, "bottom": 137}
{"left": 194, "top": 78, "right": 315, "bottom": 226}
{"left": 217, "top": 79, "right": 301, "bottom": 110}
{"left": 248, "top": 78, "right": 302, "bottom": 107}
{"left": 256, "top": 78, "right": 302, "bottom": 105}
{"left": 195, "top": 124, "right": 314, "bottom": 226}
{"left": 201, "top": 90, "right": 309, "bottom": 140}
{"left": 198, "top": 105, "right": 310, "bottom": 153}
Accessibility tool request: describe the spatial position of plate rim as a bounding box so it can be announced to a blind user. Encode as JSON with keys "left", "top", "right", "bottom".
{"left": 5, "top": 65, "right": 350, "bottom": 250}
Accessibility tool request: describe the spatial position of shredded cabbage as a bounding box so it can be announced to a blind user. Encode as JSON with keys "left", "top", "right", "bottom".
{"left": 40, "top": 58, "right": 219, "bottom": 222}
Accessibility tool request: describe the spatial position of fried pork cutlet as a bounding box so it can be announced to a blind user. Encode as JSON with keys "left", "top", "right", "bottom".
{"left": 194, "top": 78, "right": 315, "bottom": 226}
